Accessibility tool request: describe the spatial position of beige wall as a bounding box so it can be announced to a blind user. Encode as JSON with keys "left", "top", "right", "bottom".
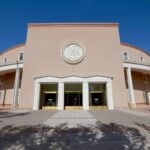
{"left": 0, "top": 44, "right": 25, "bottom": 106}
{"left": 124, "top": 68, "right": 150, "bottom": 104}
{"left": 0, "top": 44, "right": 25, "bottom": 65}
{"left": 121, "top": 43, "right": 150, "bottom": 63}
{"left": 20, "top": 24, "right": 128, "bottom": 108}
{"left": 132, "top": 71, "right": 150, "bottom": 104}
{"left": 0, "top": 72, "right": 15, "bottom": 105}
{"left": 122, "top": 43, "right": 150, "bottom": 105}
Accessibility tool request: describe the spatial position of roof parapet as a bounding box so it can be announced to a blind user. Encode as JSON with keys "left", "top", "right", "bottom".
{"left": 28, "top": 22, "right": 119, "bottom": 27}
{"left": 0, "top": 43, "right": 26, "bottom": 55}
{"left": 121, "top": 42, "right": 150, "bottom": 56}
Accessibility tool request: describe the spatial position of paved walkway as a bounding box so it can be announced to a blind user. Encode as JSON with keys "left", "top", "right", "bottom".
{"left": 43, "top": 110, "right": 97, "bottom": 128}
{"left": 0, "top": 109, "right": 150, "bottom": 150}
{"left": 0, "top": 110, "right": 57, "bottom": 128}
{"left": 117, "top": 108, "right": 150, "bottom": 119}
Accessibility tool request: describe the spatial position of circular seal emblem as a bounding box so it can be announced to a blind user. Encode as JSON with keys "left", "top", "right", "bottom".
{"left": 62, "top": 41, "right": 86, "bottom": 64}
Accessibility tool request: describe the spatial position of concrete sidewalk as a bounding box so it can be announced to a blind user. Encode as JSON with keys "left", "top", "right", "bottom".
{"left": 43, "top": 110, "right": 97, "bottom": 128}
{"left": 0, "top": 109, "right": 150, "bottom": 150}
{"left": 117, "top": 108, "right": 150, "bottom": 119}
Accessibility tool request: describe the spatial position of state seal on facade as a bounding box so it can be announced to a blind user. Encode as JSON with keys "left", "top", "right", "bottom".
{"left": 62, "top": 41, "right": 86, "bottom": 64}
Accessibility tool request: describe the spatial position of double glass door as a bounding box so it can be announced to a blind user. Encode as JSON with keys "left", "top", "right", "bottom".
{"left": 65, "top": 92, "right": 82, "bottom": 107}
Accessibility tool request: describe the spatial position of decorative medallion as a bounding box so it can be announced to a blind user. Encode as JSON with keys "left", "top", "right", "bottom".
{"left": 62, "top": 41, "right": 86, "bottom": 64}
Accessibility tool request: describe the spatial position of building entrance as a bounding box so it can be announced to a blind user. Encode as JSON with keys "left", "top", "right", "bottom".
{"left": 40, "top": 84, "right": 58, "bottom": 109}
{"left": 65, "top": 92, "right": 82, "bottom": 106}
{"left": 64, "top": 83, "right": 82, "bottom": 109}
{"left": 89, "top": 83, "right": 107, "bottom": 108}
{"left": 44, "top": 93, "right": 57, "bottom": 106}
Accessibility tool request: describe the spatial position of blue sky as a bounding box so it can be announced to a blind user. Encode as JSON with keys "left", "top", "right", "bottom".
{"left": 0, "top": 0, "right": 150, "bottom": 53}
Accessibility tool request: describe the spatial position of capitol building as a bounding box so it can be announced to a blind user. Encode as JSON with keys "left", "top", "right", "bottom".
{"left": 0, "top": 23, "right": 150, "bottom": 110}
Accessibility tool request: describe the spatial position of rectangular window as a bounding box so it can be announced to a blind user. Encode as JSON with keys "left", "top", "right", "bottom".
{"left": 4, "top": 58, "right": 7, "bottom": 63}
{"left": 140, "top": 56, "right": 144, "bottom": 62}
{"left": 0, "top": 75, "right": 4, "bottom": 84}
{"left": 123, "top": 51, "right": 129, "bottom": 60}
{"left": 144, "top": 74, "right": 149, "bottom": 84}
{"left": 18, "top": 52, "right": 24, "bottom": 61}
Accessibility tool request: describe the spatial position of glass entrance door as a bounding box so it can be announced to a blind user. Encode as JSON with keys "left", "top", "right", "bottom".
{"left": 64, "top": 83, "right": 82, "bottom": 109}
{"left": 40, "top": 84, "right": 58, "bottom": 109}
{"left": 65, "top": 92, "right": 82, "bottom": 106}
{"left": 91, "top": 92, "right": 106, "bottom": 106}
{"left": 44, "top": 93, "right": 57, "bottom": 106}
{"left": 89, "top": 83, "right": 107, "bottom": 108}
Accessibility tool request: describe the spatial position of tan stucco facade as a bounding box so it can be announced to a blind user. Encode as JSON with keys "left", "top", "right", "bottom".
{"left": 0, "top": 23, "right": 149, "bottom": 110}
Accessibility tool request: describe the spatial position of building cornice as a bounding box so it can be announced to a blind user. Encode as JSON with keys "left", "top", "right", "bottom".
{"left": 0, "top": 62, "right": 24, "bottom": 72}
{"left": 28, "top": 22, "right": 119, "bottom": 27}
{"left": 121, "top": 42, "right": 150, "bottom": 57}
{"left": 0, "top": 43, "right": 26, "bottom": 55}
{"left": 34, "top": 74, "right": 113, "bottom": 80}
{"left": 123, "top": 62, "right": 150, "bottom": 71}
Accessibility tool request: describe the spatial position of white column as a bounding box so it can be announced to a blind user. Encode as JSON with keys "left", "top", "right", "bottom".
{"left": 126, "top": 67, "right": 136, "bottom": 107}
{"left": 147, "top": 92, "right": 150, "bottom": 105}
{"left": 83, "top": 81, "right": 89, "bottom": 110}
{"left": 12, "top": 63, "right": 20, "bottom": 109}
{"left": 106, "top": 81, "right": 114, "bottom": 110}
{"left": 33, "top": 82, "right": 40, "bottom": 110}
{"left": 58, "top": 82, "right": 64, "bottom": 110}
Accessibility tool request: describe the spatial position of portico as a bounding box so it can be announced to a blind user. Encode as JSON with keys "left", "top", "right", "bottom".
{"left": 124, "top": 61, "right": 150, "bottom": 108}
{"left": 0, "top": 62, "right": 23, "bottom": 109}
{"left": 33, "top": 75, "right": 114, "bottom": 110}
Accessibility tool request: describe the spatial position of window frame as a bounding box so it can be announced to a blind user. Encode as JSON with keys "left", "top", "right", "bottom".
{"left": 123, "top": 51, "right": 129, "bottom": 60}
{"left": 18, "top": 52, "right": 24, "bottom": 62}
{"left": 140, "top": 56, "right": 144, "bottom": 62}
{"left": 143, "top": 74, "right": 149, "bottom": 84}
{"left": 0, "top": 75, "right": 4, "bottom": 84}
{"left": 3, "top": 58, "right": 7, "bottom": 63}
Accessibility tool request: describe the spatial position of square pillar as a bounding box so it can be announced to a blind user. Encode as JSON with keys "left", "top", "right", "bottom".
{"left": 83, "top": 81, "right": 89, "bottom": 110}
{"left": 106, "top": 81, "right": 114, "bottom": 110}
{"left": 126, "top": 67, "right": 136, "bottom": 108}
{"left": 58, "top": 82, "right": 64, "bottom": 110}
{"left": 33, "top": 82, "right": 40, "bottom": 110}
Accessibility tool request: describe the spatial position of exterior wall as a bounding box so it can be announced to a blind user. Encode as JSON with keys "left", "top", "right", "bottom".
{"left": 132, "top": 71, "right": 150, "bottom": 104}
{"left": 121, "top": 43, "right": 150, "bottom": 63}
{"left": 0, "top": 72, "right": 15, "bottom": 105}
{"left": 124, "top": 68, "right": 150, "bottom": 105}
{"left": 122, "top": 43, "right": 150, "bottom": 105}
{"left": 0, "top": 44, "right": 25, "bottom": 107}
{"left": 0, "top": 23, "right": 149, "bottom": 109}
{"left": 0, "top": 44, "right": 25, "bottom": 65}
{"left": 20, "top": 24, "right": 128, "bottom": 108}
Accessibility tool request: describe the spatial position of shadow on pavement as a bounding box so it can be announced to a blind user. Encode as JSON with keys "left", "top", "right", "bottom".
{"left": 135, "top": 122, "right": 150, "bottom": 131}
{"left": 0, "top": 121, "right": 147, "bottom": 150}
{"left": 0, "top": 111, "right": 30, "bottom": 119}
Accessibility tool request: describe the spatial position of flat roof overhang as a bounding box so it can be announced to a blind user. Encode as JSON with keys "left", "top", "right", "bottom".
{"left": 123, "top": 62, "right": 150, "bottom": 73}
{"left": 0, "top": 62, "right": 24, "bottom": 73}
